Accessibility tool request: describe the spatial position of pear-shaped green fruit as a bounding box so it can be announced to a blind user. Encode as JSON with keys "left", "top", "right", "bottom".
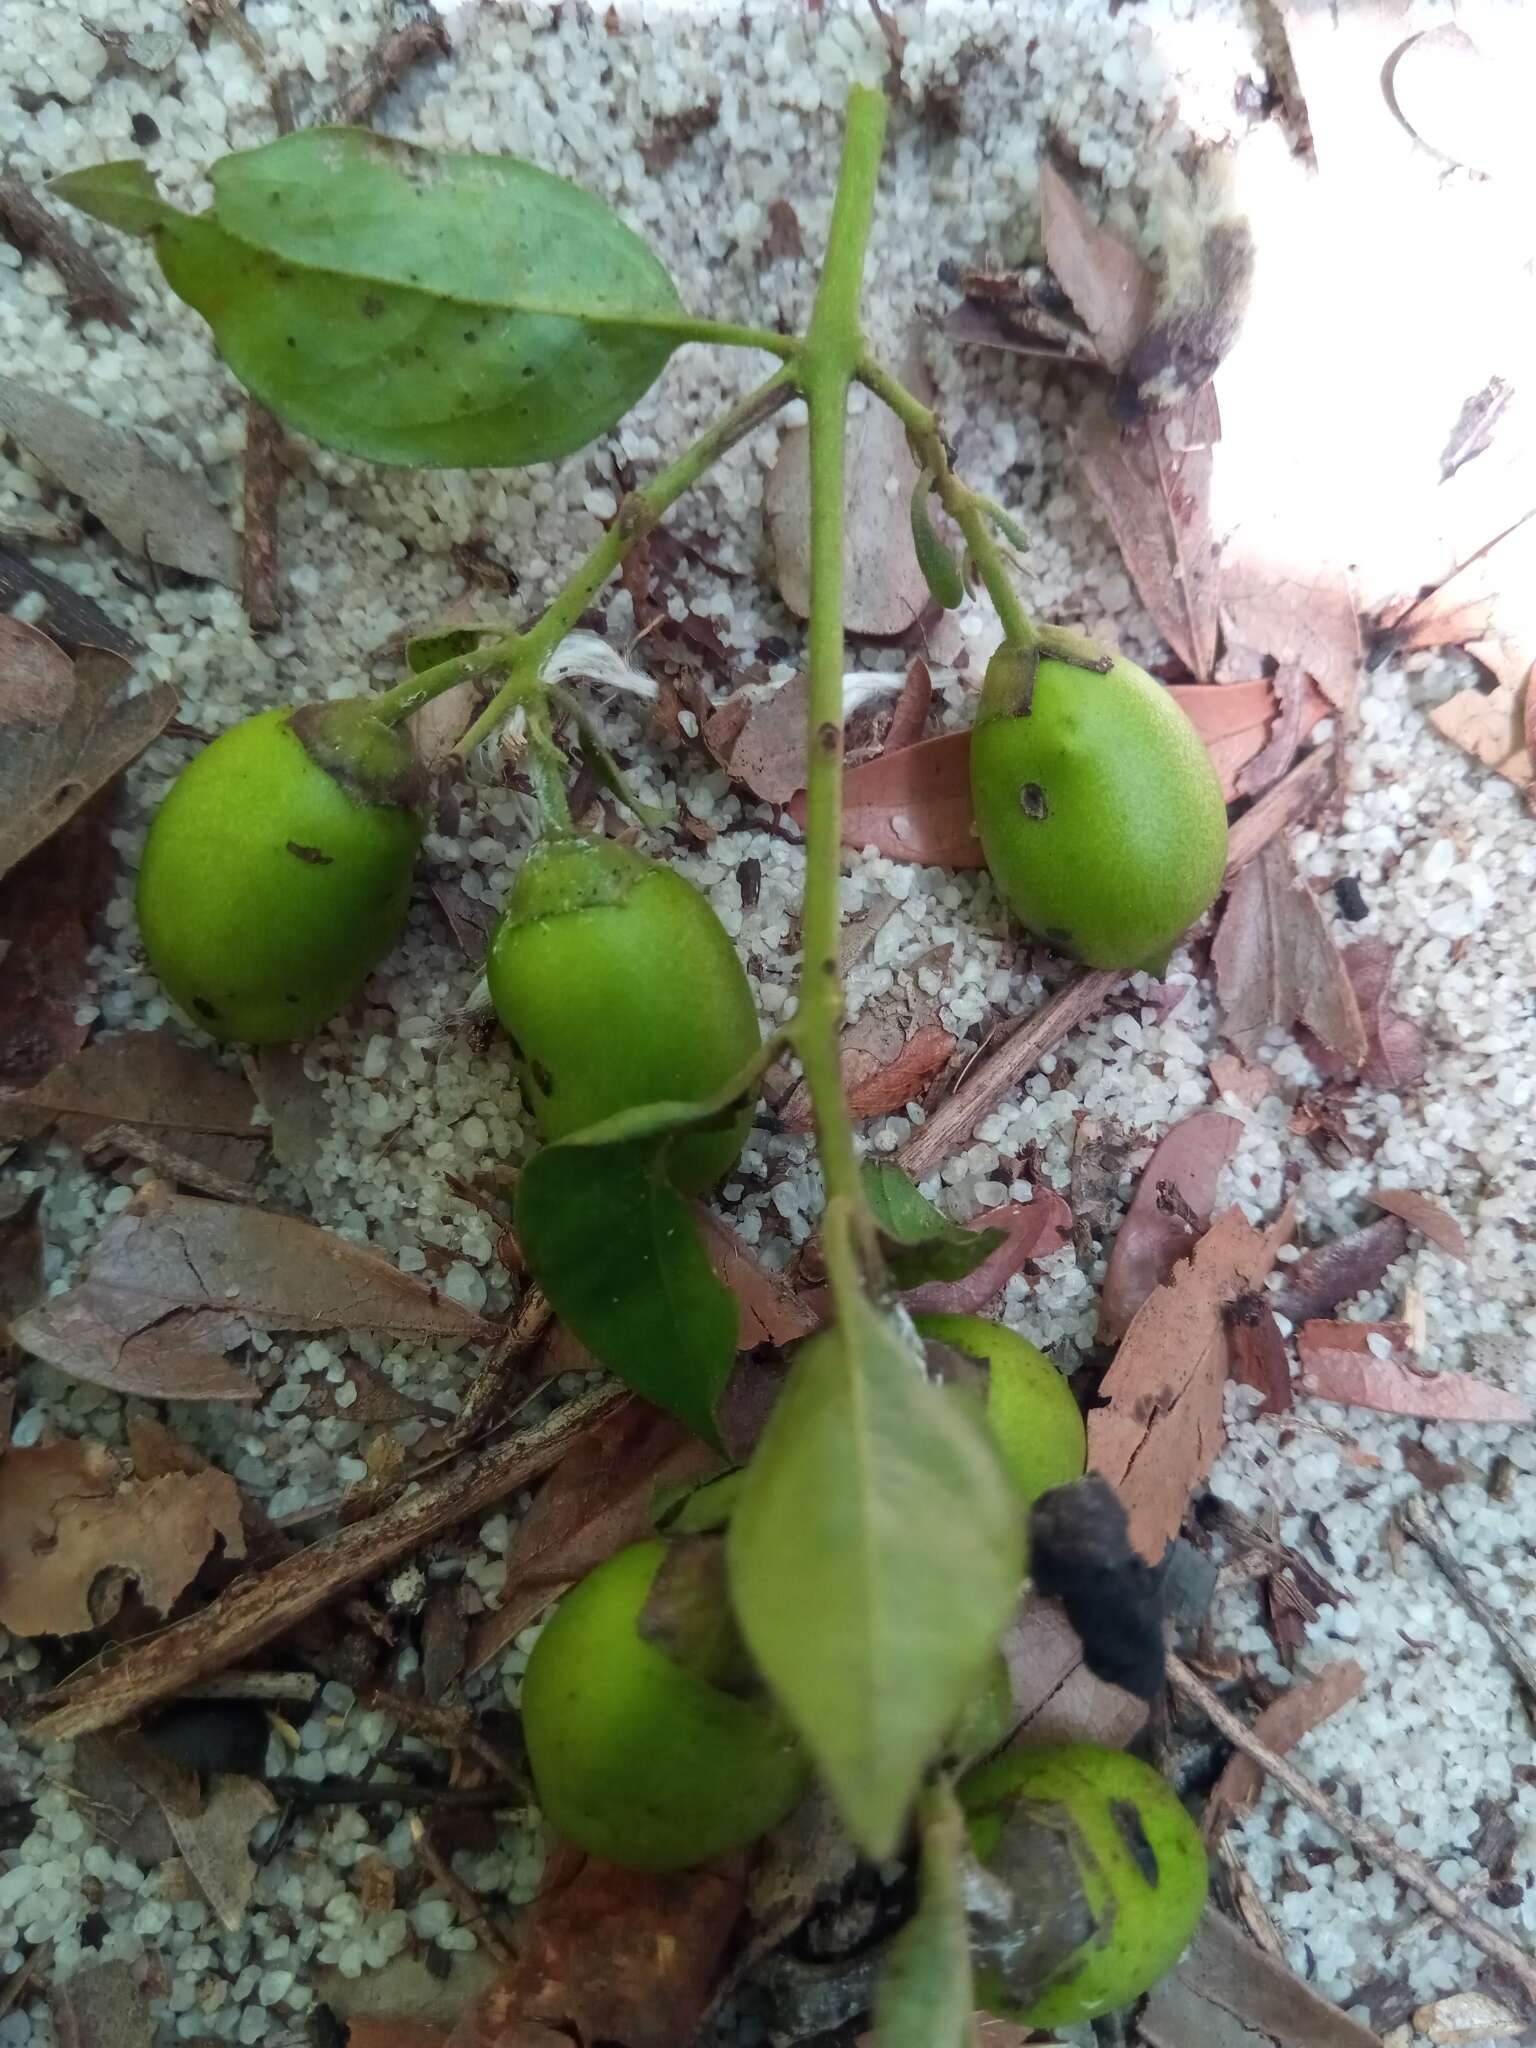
{"left": 970, "top": 640, "right": 1227, "bottom": 971}
{"left": 521, "top": 1539, "right": 809, "bottom": 1872}
{"left": 961, "top": 1742, "right": 1208, "bottom": 2026}
{"left": 137, "top": 701, "right": 427, "bottom": 1043}
{"left": 487, "top": 836, "right": 761, "bottom": 1191}
{"left": 913, "top": 1313, "right": 1085, "bottom": 1537}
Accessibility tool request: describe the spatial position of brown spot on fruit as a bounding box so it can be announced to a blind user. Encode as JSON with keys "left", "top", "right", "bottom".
{"left": 286, "top": 842, "right": 333, "bottom": 865}
{"left": 1019, "top": 782, "right": 1049, "bottom": 820}
{"left": 360, "top": 294, "right": 386, "bottom": 319}
{"left": 1110, "top": 1797, "right": 1160, "bottom": 1886}
{"left": 531, "top": 1059, "right": 555, "bottom": 1095}
{"left": 192, "top": 997, "right": 219, "bottom": 1021}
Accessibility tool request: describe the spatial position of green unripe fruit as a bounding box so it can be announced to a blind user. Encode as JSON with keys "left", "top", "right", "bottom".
{"left": 487, "top": 836, "right": 761, "bottom": 1191}
{"left": 137, "top": 701, "right": 427, "bottom": 1044}
{"left": 970, "top": 640, "right": 1228, "bottom": 971}
{"left": 913, "top": 1314, "right": 1086, "bottom": 1531}
{"left": 521, "top": 1539, "right": 809, "bottom": 1872}
{"left": 961, "top": 1742, "right": 1209, "bottom": 2026}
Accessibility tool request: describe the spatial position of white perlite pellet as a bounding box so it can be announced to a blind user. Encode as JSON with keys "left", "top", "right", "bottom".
{"left": 1, "top": 2, "right": 1532, "bottom": 2044}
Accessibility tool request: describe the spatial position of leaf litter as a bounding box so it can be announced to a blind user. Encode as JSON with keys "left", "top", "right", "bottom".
{"left": 1213, "top": 838, "right": 1368, "bottom": 1067}
{"left": 1296, "top": 1322, "right": 1532, "bottom": 1426}
{"left": 1098, "top": 1108, "right": 1242, "bottom": 1341}
{"left": 1204, "top": 1660, "right": 1367, "bottom": 1846}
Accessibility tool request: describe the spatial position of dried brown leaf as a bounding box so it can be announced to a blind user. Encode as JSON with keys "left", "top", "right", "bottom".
{"left": 0, "top": 620, "right": 176, "bottom": 881}
{"left": 882, "top": 656, "right": 933, "bottom": 755}
{"left": 464, "top": 1395, "right": 720, "bottom": 1676}
{"left": 1270, "top": 1216, "right": 1409, "bottom": 1325}
{"left": 1204, "top": 1661, "right": 1366, "bottom": 1844}
{"left": 448, "top": 1852, "right": 744, "bottom": 2048}
{"left": 0, "top": 796, "right": 119, "bottom": 1111}
{"left": 51, "top": 1959, "right": 155, "bottom": 2048}
{"left": 0, "top": 1187, "right": 44, "bottom": 1332}
{"left": 1297, "top": 1322, "right": 1532, "bottom": 1423}
{"left": 1213, "top": 839, "right": 1368, "bottom": 1066}
{"left": 1001, "top": 1589, "right": 1148, "bottom": 1749}
{"left": 693, "top": 1208, "right": 820, "bottom": 1350}
{"left": 243, "top": 1042, "right": 332, "bottom": 1191}
{"left": 1369, "top": 1189, "right": 1469, "bottom": 1260}
{"left": 792, "top": 730, "right": 984, "bottom": 868}
{"left": 1069, "top": 1112, "right": 1131, "bottom": 1255}
{"left": 779, "top": 1006, "right": 955, "bottom": 1131}
{"left": 1209, "top": 1052, "right": 1276, "bottom": 1107}
{"left": 1076, "top": 384, "right": 1222, "bottom": 681}
{"left": 1140, "top": 1908, "right": 1384, "bottom": 2048}
{"left": 1099, "top": 1110, "right": 1242, "bottom": 1341}
{"left": 1087, "top": 1204, "right": 1292, "bottom": 1561}
{"left": 70, "top": 1732, "right": 176, "bottom": 1861}
{"left": 1221, "top": 539, "right": 1361, "bottom": 709}
{"left": 1310, "top": 940, "right": 1427, "bottom": 1088}
{"left": 1170, "top": 676, "right": 1330, "bottom": 800}
{"left": 0, "top": 1437, "right": 244, "bottom": 1636}
{"left": 1226, "top": 1293, "right": 1293, "bottom": 1415}
{"left": 1428, "top": 678, "right": 1530, "bottom": 791}
{"left": 108, "top": 1730, "right": 275, "bottom": 1928}
{"left": 904, "top": 1191, "right": 1074, "bottom": 1315}
{"left": 0, "top": 377, "right": 239, "bottom": 585}
{"left": 1039, "top": 158, "right": 1154, "bottom": 372}
{"left": 703, "top": 672, "right": 812, "bottom": 803}
{"left": 1235, "top": 663, "right": 1309, "bottom": 797}
{"left": 1387, "top": 25, "right": 1524, "bottom": 181}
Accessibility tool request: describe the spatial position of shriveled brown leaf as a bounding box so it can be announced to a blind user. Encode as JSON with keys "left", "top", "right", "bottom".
{"left": 1369, "top": 1189, "right": 1469, "bottom": 1260}
{"left": 0, "top": 1437, "right": 244, "bottom": 1636}
{"left": 1271, "top": 1216, "right": 1409, "bottom": 1325}
{"left": 723, "top": 1787, "right": 857, "bottom": 2010}
{"left": 1038, "top": 158, "right": 1155, "bottom": 371}
{"left": 1002, "top": 1590, "right": 1148, "bottom": 1750}
{"left": 1099, "top": 1110, "right": 1242, "bottom": 1341}
{"left": 51, "top": 1959, "right": 156, "bottom": 2048}
{"left": 1226, "top": 1292, "right": 1293, "bottom": 1415}
{"left": 1387, "top": 24, "right": 1523, "bottom": 178}
{"left": 0, "top": 800, "right": 118, "bottom": 1109}
{"left": 1140, "top": 1908, "right": 1384, "bottom": 2048}
{"left": 5, "top": 1027, "right": 266, "bottom": 1195}
{"left": 107, "top": 1730, "right": 274, "bottom": 1929}
{"left": 1088, "top": 1204, "right": 1292, "bottom": 1562}
{"left": 1310, "top": 940, "right": 1427, "bottom": 1089}
{"left": 0, "top": 377, "right": 238, "bottom": 586}
{"left": 904, "top": 1191, "right": 1074, "bottom": 1315}
{"left": 1076, "top": 384, "right": 1222, "bottom": 681}
{"left": 703, "top": 672, "right": 812, "bottom": 804}
{"left": 0, "top": 1186, "right": 44, "bottom": 1330}
{"left": 882, "top": 656, "right": 933, "bottom": 755}
{"left": 1411, "top": 1992, "right": 1525, "bottom": 2046}
{"left": 1170, "top": 676, "right": 1330, "bottom": 800}
{"left": 764, "top": 366, "right": 929, "bottom": 637}
{"left": 15, "top": 1183, "right": 495, "bottom": 1406}
{"left": 693, "top": 1208, "right": 820, "bottom": 1350}
{"left": 1213, "top": 839, "right": 1368, "bottom": 1066}
{"left": 1297, "top": 1322, "right": 1532, "bottom": 1423}
{"left": 243, "top": 1042, "right": 332, "bottom": 1191}
{"left": 466, "top": 1395, "right": 720, "bottom": 1676}
{"left": 1234, "top": 663, "right": 1309, "bottom": 797}
{"left": 792, "top": 730, "right": 984, "bottom": 868}
{"left": 779, "top": 1002, "right": 955, "bottom": 1131}
{"left": 1428, "top": 678, "right": 1530, "bottom": 791}
{"left": 1210, "top": 1052, "right": 1276, "bottom": 1107}
{"left": 1204, "top": 1661, "right": 1366, "bottom": 1845}
{"left": 70, "top": 1732, "right": 175, "bottom": 1860}
{"left": 1069, "top": 1112, "right": 1130, "bottom": 1256}
{"left": 447, "top": 1852, "right": 744, "bottom": 2048}
{"left": 1221, "top": 539, "right": 1361, "bottom": 709}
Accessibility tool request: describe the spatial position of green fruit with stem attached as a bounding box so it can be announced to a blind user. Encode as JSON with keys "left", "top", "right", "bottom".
{"left": 520, "top": 1539, "right": 809, "bottom": 1872}
{"left": 913, "top": 1313, "right": 1086, "bottom": 1534}
{"left": 961, "top": 1742, "right": 1209, "bottom": 2026}
{"left": 487, "top": 836, "right": 761, "bottom": 1191}
{"left": 970, "top": 639, "right": 1227, "bottom": 972}
{"left": 137, "top": 701, "right": 427, "bottom": 1044}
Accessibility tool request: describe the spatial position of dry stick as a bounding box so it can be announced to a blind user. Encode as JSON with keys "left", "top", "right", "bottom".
{"left": 0, "top": 1942, "right": 48, "bottom": 2021}
{"left": 358, "top": 1687, "right": 524, "bottom": 1787}
{"left": 1399, "top": 1493, "right": 1536, "bottom": 1724}
{"left": 411, "top": 1813, "right": 515, "bottom": 1964}
{"left": 241, "top": 403, "right": 287, "bottom": 634}
{"left": 21, "top": 1382, "right": 622, "bottom": 1745}
{"left": 0, "top": 172, "right": 134, "bottom": 327}
{"left": 443, "top": 1287, "right": 554, "bottom": 1454}
{"left": 334, "top": 13, "right": 452, "bottom": 125}
{"left": 1168, "top": 1652, "right": 1536, "bottom": 2010}
{"left": 896, "top": 742, "right": 1339, "bottom": 1183}
{"left": 177, "top": 1670, "right": 320, "bottom": 1705}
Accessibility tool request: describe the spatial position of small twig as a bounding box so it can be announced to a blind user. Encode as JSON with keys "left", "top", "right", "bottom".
{"left": 22, "top": 1384, "right": 623, "bottom": 1745}
{"left": 1168, "top": 1652, "right": 1536, "bottom": 2010}
{"left": 411, "top": 1813, "right": 515, "bottom": 1964}
{"left": 442, "top": 1288, "right": 554, "bottom": 1453}
{"left": 191, "top": 0, "right": 269, "bottom": 70}
{"left": 241, "top": 403, "right": 286, "bottom": 633}
{"left": 1224, "top": 742, "right": 1336, "bottom": 875}
{"left": 269, "top": 1776, "right": 531, "bottom": 1816}
{"left": 0, "top": 172, "right": 134, "bottom": 327}
{"left": 0, "top": 1942, "right": 49, "bottom": 2020}
{"left": 358, "top": 1687, "right": 525, "bottom": 1787}
{"left": 333, "top": 13, "right": 452, "bottom": 126}
{"left": 1399, "top": 1494, "right": 1536, "bottom": 1727}
{"left": 176, "top": 1671, "right": 320, "bottom": 1705}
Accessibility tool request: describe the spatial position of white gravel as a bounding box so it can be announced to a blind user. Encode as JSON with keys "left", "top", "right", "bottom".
{"left": 2, "top": 0, "right": 1534, "bottom": 2043}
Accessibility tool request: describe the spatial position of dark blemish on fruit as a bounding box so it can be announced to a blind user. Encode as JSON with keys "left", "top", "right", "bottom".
{"left": 462, "top": 330, "right": 479, "bottom": 345}
{"left": 816, "top": 721, "right": 838, "bottom": 752}
{"left": 286, "top": 842, "right": 333, "bottom": 865}
{"left": 1019, "top": 782, "right": 1049, "bottom": 820}
{"left": 531, "top": 1059, "right": 555, "bottom": 1095}
{"left": 360, "top": 294, "right": 386, "bottom": 319}
{"left": 192, "top": 997, "right": 219, "bottom": 1021}
{"left": 1111, "top": 1798, "right": 1160, "bottom": 1886}
{"left": 286, "top": 337, "right": 297, "bottom": 348}
{"left": 520, "top": 364, "right": 537, "bottom": 378}
{"left": 286, "top": 993, "right": 300, "bottom": 1004}
{"left": 505, "top": 1035, "right": 523, "bottom": 1062}
{"left": 1044, "top": 926, "right": 1073, "bottom": 948}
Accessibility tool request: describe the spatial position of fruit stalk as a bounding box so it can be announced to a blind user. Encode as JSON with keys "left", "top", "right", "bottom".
{"left": 789, "top": 82, "right": 886, "bottom": 1290}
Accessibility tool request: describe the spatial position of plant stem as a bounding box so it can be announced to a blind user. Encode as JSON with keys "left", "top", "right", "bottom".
{"left": 788, "top": 83, "right": 887, "bottom": 1292}
{"left": 449, "top": 368, "right": 796, "bottom": 757}
{"left": 665, "top": 316, "right": 797, "bottom": 358}
{"left": 857, "top": 351, "right": 1038, "bottom": 654}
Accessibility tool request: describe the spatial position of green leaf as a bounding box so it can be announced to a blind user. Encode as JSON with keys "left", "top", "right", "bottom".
{"left": 654, "top": 1468, "right": 744, "bottom": 1535}
{"left": 57, "top": 131, "right": 686, "bottom": 469}
{"left": 910, "top": 470, "right": 965, "bottom": 610}
{"left": 863, "top": 1163, "right": 1007, "bottom": 1289}
{"left": 981, "top": 497, "right": 1030, "bottom": 552}
{"left": 514, "top": 1099, "right": 743, "bottom": 1446}
{"left": 50, "top": 161, "right": 177, "bottom": 235}
{"left": 872, "top": 1783, "right": 977, "bottom": 2048}
{"left": 727, "top": 1296, "right": 1024, "bottom": 1856}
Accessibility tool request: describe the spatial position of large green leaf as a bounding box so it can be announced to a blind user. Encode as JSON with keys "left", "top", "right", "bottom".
{"left": 54, "top": 131, "right": 685, "bottom": 468}
{"left": 514, "top": 1100, "right": 739, "bottom": 1446}
{"left": 863, "top": 1162, "right": 1006, "bottom": 1290}
{"left": 871, "top": 1784, "right": 977, "bottom": 2048}
{"left": 727, "top": 1296, "right": 1023, "bottom": 1856}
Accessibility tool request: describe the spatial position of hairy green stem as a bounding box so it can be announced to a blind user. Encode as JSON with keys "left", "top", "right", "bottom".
{"left": 857, "top": 352, "right": 1038, "bottom": 654}
{"left": 788, "top": 83, "right": 888, "bottom": 1294}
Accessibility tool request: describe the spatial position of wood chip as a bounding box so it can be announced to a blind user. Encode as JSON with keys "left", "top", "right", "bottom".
{"left": 0, "top": 171, "right": 135, "bottom": 326}
{"left": 1141, "top": 1908, "right": 1385, "bottom": 2048}
{"left": 1204, "top": 1661, "right": 1366, "bottom": 1844}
